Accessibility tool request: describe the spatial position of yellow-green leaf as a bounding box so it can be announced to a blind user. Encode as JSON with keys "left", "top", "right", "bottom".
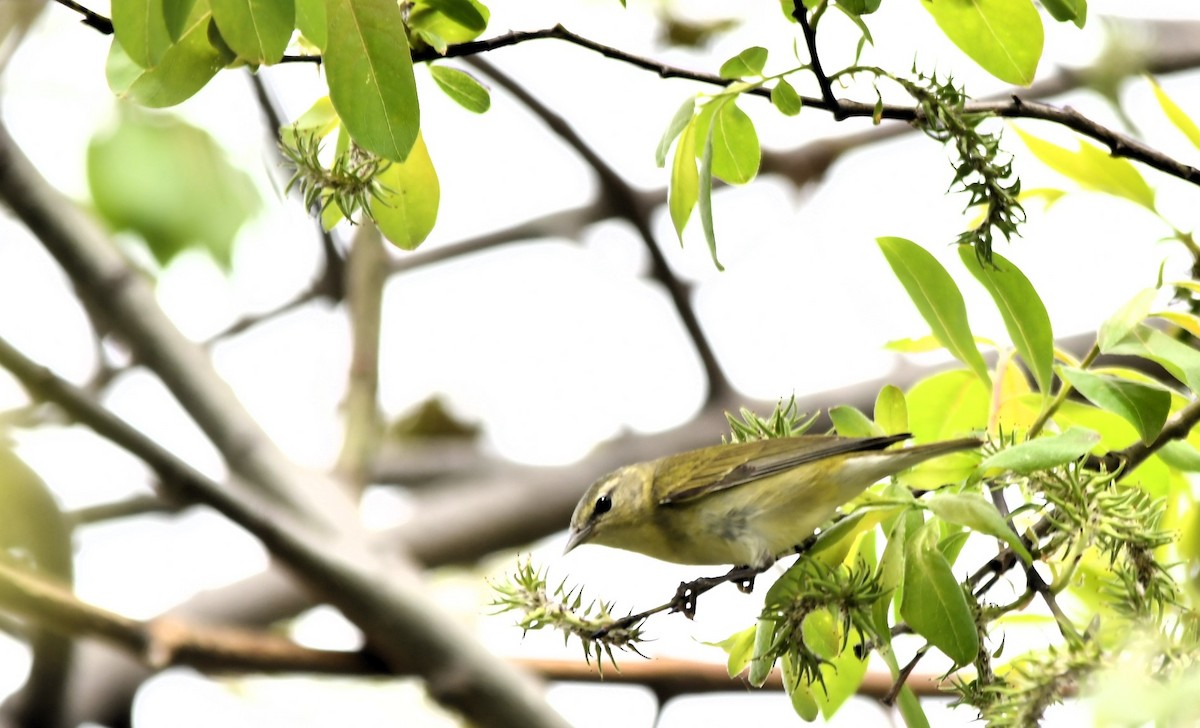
{"left": 878, "top": 237, "right": 990, "bottom": 386}
{"left": 1013, "top": 126, "right": 1156, "bottom": 211}
{"left": 1060, "top": 367, "right": 1170, "bottom": 444}
{"left": 111, "top": 0, "right": 173, "bottom": 67}
{"left": 669, "top": 120, "right": 699, "bottom": 242}
{"left": 981, "top": 426, "right": 1099, "bottom": 473}
{"left": 370, "top": 133, "right": 439, "bottom": 250}
{"left": 708, "top": 100, "right": 760, "bottom": 185}
{"left": 925, "top": 492, "right": 1031, "bottom": 563}
{"left": 919, "top": 0, "right": 1042, "bottom": 86}
{"left": 875, "top": 384, "right": 908, "bottom": 435}
{"left": 1150, "top": 77, "right": 1200, "bottom": 152}
{"left": 429, "top": 65, "right": 490, "bottom": 113}
{"left": 324, "top": 0, "right": 419, "bottom": 162}
{"left": 900, "top": 523, "right": 979, "bottom": 665}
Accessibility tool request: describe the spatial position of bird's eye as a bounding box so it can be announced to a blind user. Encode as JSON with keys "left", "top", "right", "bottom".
{"left": 594, "top": 494, "right": 612, "bottom": 515}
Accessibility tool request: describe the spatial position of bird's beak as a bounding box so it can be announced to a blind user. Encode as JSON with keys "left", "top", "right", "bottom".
{"left": 563, "top": 523, "right": 592, "bottom": 555}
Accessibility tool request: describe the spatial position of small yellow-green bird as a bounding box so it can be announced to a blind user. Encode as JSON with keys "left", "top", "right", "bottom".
{"left": 565, "top": 433, "right": 980, "bottom": 569}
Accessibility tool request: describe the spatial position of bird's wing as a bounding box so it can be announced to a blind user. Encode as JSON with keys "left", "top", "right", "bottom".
{"left": 657, "top": 434, "right": 910, "bottom": 504}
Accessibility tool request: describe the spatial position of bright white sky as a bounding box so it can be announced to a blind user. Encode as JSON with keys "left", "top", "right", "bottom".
{"left": 0, "top": 0, "right": 1198, "bottom": 725}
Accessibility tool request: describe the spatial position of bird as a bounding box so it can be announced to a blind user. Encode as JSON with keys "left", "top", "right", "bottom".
{"left": 565, "top": 433, "right": 981, "bottom": 571}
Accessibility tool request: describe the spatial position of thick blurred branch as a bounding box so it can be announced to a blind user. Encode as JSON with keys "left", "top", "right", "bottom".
{"left": 0, "top": 122, "right": 565, "bottom": 728}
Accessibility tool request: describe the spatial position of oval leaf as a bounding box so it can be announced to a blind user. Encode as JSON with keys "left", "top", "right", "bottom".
{"left": 107, "top": 4, "right": 230, "bottom": 108}
{"left": 1060, "top": 367, "right": 1170, "bottom": 444}
{"left": 920, "top": 0, "right": 1042, "bottom": 86}
{"left": 429, "top": 65, "right": 490, "bottom": 113}
{"left": 771, "top": 78, "right": 802, "bottom": 116}
{"left": 829, "top": 404, "right": 883, "bottom": 437}
{"left": 709, "top": 100, "right": 760, "bottom": 185}
{"left": 878, "top": 237, "right": 990, "bottom": 386}
{"left": 370, "top": 133, "right": 440, "bottom": 250}
{"left": 111, "top": 0, "right": 173, "bottom": 67}
{"left": 1105, "top": 323, "right": 1200, "bottom": 394}
{"left": 325, "top": 0, "right": 419, "bottom": 162}
{"left": 1098, "top": 288, "right": 1158, "bottom": 353}
{"left": 875, "top": 384, "right": 909, "bottom": 435}
{"left": 901, "top": 525, "right": 979, "bottom": 665}
{"left": 925, "top": 493, "right": 1031, "bottom": 563}
{"left": 906, "top": 369, "right": 989, "bottom": 442}
{"left": 980, "top": 426, "right": 1099, "bottom": 473}
{"left": 719, "top": 46, "right": 768, "bottom": 79}
{"left": 958, "top": 247, "right": 1054, "bottom": 393}
{"left": 210, "top": 0, "right": 294, "bottom": 64}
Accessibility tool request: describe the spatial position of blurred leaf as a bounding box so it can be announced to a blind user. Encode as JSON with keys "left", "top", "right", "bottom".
{"left": 280, "top": 95, "right": 339, "bottom": 148}
{"left": 878, "top": 237, "right": 990, "bottom": 386}
{"left": 1013, "top": 126, "right": 1156, "bottom": 212}
{"left": 829, "top": 405, "right": 883, "bottom": 437}
{"left": 111, "top": 0, "right": 172, "bottom": 67}
{"left": 815, "top": 630, "right": 868, "bottom": 720}
{"left": 781, "top": 652, "right": 820, "bottom": 720}
{"left": 388, "top": 396, "right": 479, "bottom": 440}
{"left": 430, "top": 65, "right": 490, "bottom": 113}
{"left": 901, "top": 523, "right": 979, "bottom": 665}
{"left": 1106, "top": 323, "right": 1200, "bottom": 394}
{"left": 748, "top": 615, "right": 778, "bottom": 687}
{"left": 1156, "top": 440, "right": 1200, "bottom": 472}
{"left": 697, "top": 120, "right": 722, "bottom": 271}
{"left": 919, "top": 0, "right": 1042, "bottom": 85}
{"left": 719, "top": 46, "right": 768, "bottom": 79}
{"left": 325, "top": 0, "right": 418, "bottom": 161}
{"left": 370, "top": 133, "right": 440, "bottom": 250}
{"left": 88, "top": 105, "right": 260, "bottom": 269}
{"left": 980, "top": 426, "right": 1099, "bottom": 473}
{"left": 708, "top": 625, "right": 757, "bottom": 677}
{"left": 1149, "top": 77, "right": 1200, "bottom": 151}
{"left": 959, "top": 247, "right": 1054, "bottom": 393}
{"left": 165, "top": 0, "right": 200, "bottom": 40}
{"left": 210, "top": 0, "right": 293, "bottom": 63}
{"left": 874, "top": 384, "right": 908, "bottom": 435}
{"left": 1098, "top": 288, "right": 1157, "bottom": 353}
{"left": 421, "top": 0, "right": 486, "bottom": 31}
{"left": 1154, "top": 310, "right": 1200, "bottom": 339}
{"left": 926, "top": 492, "right": 1031, "bottom": 563}
{"left": 771, "top": 78, "right": 802, "bottom": 116}
{"left": 1060, "top": 367, "right": 1170, "bottom": 444}
{"left": 107, "top": 1, "right": 231, "bottom": 108}
{"left": 1055, "top": 401, "right": 1170, "bottom": 495}
{"left": 1040, "top": 0, "right": 1086, "bottom": 27}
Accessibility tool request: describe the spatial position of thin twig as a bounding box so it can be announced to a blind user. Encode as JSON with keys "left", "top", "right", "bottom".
{"left": 49, "top": 0, "right": 111, "bottom": 33}
{"left": 883, "top": 644, "right": 930, "bottom": 706}
{"left": 793, "top": 4, "right": 843, "bottom": 120}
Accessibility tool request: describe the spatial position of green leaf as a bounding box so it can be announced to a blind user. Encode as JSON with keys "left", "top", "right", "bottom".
{"left": 1060, "top": 367, "right": 1170, "bottom": 444}
{"left": 906, "top": 369, "right": 989, "bottom": 442}
{"left": 111, "top": 0, "right": 173, "bottom": 67}
{"left": 919, "top": 0, "right": 1042, "bottom": 86}
{"left": 165, "top": 0, "right": 199, "bottom": 40}
{"left": 280, "top": 95, "right": 338, "bottom": 147}
{"left": 429, "top": 65, "right": 490, "bottom": 113}
{"left": 1040, "top": 0, "right": 1086, "bottom": 27}
{"left": 1157, "top": 440, "right": 1200, "bottom": 472}
{"left": 748, "top": 615, "right": 779, "bottom": 687}
{"left": 781, "top": 652, "right": 820, "bottom": 721}
{"left": 925, "top": 493, "right": 1031, "bottom": 563}
{"left": 878, "top": 237, "right": 990, "bottom": 386}
{"left": 407, "top": 0, "right": 490, "bottom": 46}
{"left": 1013, "top": 127, "right": 1156, "bottom": 211}
{"left": 830, "top": 405, "right": 883, "bottom": 437}
{"left": 1106, "top": 324, "right": 1200, "bottom": 394}
{"left": 958, "top": 247, "right": 1054, "bottom": 393}
{"left": 107, "top": 1, "right": 230, "bottom": 107}
{"left": 900, "top": 523, "right": 979, "bottom": 665}
{"left": 87, "top": 105, "right": 261, "bottom": 269}
{"left": 421, "top": 0, "right": 486, "bottom": 32}
{"left": 294, "top": 0, "right": 325, "bottom": 47}
{"left": 709, "top": 625, "right": 757, "bottom": 677}
{"left": 718, "top": 46, "right": 768, "bottom": 79}
{"left": 324, "top": 0, "right": 419, "bottom": 162}
{"left": 210, "top": 0, "right": 294, "bottom": 64}
{"left": 895, "top": 686, "right": 931, "bottom": 728}
{"left": 669, "top": 120, "right": 699, "bottom": 243}
{"left": 656, "top": 97, "right": 696, "bottom": 168}
{"left": 771, "top": 78, "right": 802, "bottom": 116}
{"left": 815, "top": 631, "right": 869, "bottom": 720}
{"left": 980, "top": 426, "right": 1099, "bottom": 473}
{"left": 708, "top": 100, "right": 760, "bottom": 185}
{"left": 697, "top": 123, "right": 722, "bottom": 271}
{"left": 1098, "top": 288, "right": 1158, "bottom": 353}
{"left": 370, "top": 133, "right": 440, "bottom": 250}
{"left": 875, "top": 384, "right": 908, "bottom": 435}
{"left": 1150, "top": 78, "right": 1200, "bottom": 152}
